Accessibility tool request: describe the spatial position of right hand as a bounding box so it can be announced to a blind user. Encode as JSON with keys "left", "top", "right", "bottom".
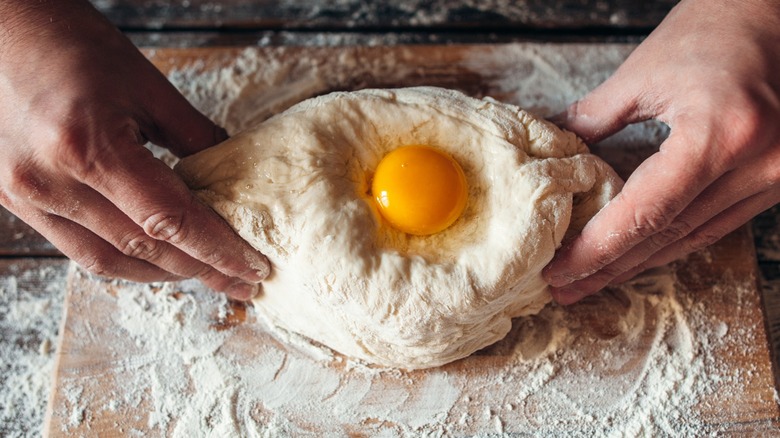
{"left": 543, "top": 0, "right": 780, "bottom": 304}
{"left": 0, "top": 0, "right": 270, "bottom": 300}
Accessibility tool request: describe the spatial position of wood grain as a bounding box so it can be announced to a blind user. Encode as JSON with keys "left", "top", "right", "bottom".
{"left": 92, "top": 0, "right": 678, "bottom": 31}
{"left": 0, "top": 207, "right": 59, "bottom": 256}
{"left": 44, "top": 227, "right": 780, "bottom": 435}
{"left": 44, "top": 45, "right": 779, "bottom": 435}
{"left": 0, "top": 259, "right": 68, "bottom": 438}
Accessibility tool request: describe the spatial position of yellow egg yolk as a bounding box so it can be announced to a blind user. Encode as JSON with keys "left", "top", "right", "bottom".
{"left": 371, "top": 145, "right": 468, "bottom": 235}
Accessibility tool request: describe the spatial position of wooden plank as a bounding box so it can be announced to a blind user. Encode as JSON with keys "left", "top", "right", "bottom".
{"left": 0, "top": 207, "right": 59, "bottom": 256}
{"left": 754, "top": 204, "right": 780, "bottom": 390}
{"left": 0, "top": 258, "right": 69, "bottom": 348}
{"left": 44, "top": 45, "right": 778, "bottom": 436}
{"left": 44, "top": 227, "right": 780, "bottom": 435}
{"left": 125, "top": 30, "right": 647, "bottom": 49}
{"left": 92, "top": 0, "right": 678, "bottom": 31}
{"left": 0, "top": 258, "right": 69, "bottom": 437}
{"left": 676, "top": 226, "right": 778, "bottom": 424}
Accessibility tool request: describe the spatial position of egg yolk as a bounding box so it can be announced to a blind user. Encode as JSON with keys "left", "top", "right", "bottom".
{"left": 371, "top": 145, "right": 468, "bottom": 235}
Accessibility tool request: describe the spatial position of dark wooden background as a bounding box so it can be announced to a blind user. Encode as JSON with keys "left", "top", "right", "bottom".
{"left": 100, "top": 0, "right": 678, "bottom": 30}
{"left": 109, "top": 0, "right": 679, "bottom": 46}
{"left": 3, "top": 0, "right": 780, "bottom": 433}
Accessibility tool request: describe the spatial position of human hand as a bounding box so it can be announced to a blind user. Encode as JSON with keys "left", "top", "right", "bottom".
{"left": 0, "top": 0, "right": 270, "bottom": 300}
{"left": 543, "top": 0, "right": 780, "bottom": 304}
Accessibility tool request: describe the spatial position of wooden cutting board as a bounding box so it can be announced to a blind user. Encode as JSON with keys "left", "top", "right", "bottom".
{"left": 44, "top": 45, "right": 780, "bottom": 436}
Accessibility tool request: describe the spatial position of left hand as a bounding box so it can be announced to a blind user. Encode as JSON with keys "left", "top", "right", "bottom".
{"left": 0, "top": 0, "right": 271, "bottom": 300}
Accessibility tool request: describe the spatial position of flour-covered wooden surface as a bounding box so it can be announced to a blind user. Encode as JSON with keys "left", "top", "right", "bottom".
{"left": 41, "top": 44, "right": 780, "bottom": 436}
{"left": 45, "top": 230, "right": 778, "bottom": 436}
{"left": 3, "top": 0, "right": 780, "bottom": 435}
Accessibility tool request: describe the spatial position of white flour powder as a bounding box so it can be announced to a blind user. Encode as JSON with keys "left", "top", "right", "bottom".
{"left": 51, "top": 259, "right": 763, "bottom": 436}
{"left": 44, "top": 44, "right": 779, "bottom": 436}
{"left": 0, "top": 264, "right": 66, "bottom": 437}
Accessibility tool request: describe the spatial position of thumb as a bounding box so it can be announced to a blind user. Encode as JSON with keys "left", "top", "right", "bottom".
{"left": 553, "top": 71, "right": 645, "bottom": 144}
{"left": 138, "top": 63, "right": 229, "bottom": 158}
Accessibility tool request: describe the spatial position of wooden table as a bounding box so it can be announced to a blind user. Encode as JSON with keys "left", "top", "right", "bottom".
{"left": 2, "top": 0, "right": 780, "bottom": 435}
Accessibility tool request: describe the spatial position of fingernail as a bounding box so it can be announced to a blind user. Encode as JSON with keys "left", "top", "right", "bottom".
{"left": 548, "top": 276, "right": 574, "bottom": 288}
{"left": 249, "top": 256, "right": 271, "bottom": 282}
{"left": 240, "top": 253, "right": 272, "bottom": 283}
{"left": 542, "top": 265, "right": 570, "bottom": 288}
{"left": 549, "top": 285, "right": 587, "bottom": 306}
{"left": 226, "top": 282, "right": 260, "bottom": 301}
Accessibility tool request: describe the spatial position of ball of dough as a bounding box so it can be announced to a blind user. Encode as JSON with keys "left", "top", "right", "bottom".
{"left": 175, "top": 87, "right": 622, "bottom": 369}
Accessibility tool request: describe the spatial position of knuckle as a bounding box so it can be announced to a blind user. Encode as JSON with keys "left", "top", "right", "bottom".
{"left": 682, "top": 228, "right": 723, "bottom": 254}
{"left": 143, "top": 211, "right": 190, "bottom": 244}
{"left": 6, "top": 162, "right": 48, "bottom": 199}
{"left": 651, "top": 219, "right": 693, "bottom": 247}
{"left": 766, "top": 151, "right": 780, "bottom": 181}
{"left": 730, "top": 99, "right": 766, "bottom": 142}
{"left": 715, "top": 95, "right": 774, "bottom": 168}
{"left": 628, "top": 201, "right": 678, "bottom": 241}
{"left": 45, "top": 124, "right": 98, "bottom": 180}
{"left": 119, "top": 232, "right": 164, "bottom": 261}
{"left": 44, "top": 118, "right": 142, "bottom": 182}
{"left": 768, "top": 164, "right": 780, "bottom": 187}
{"left": 79, "top": 255, "right": 116, "bottom": 278}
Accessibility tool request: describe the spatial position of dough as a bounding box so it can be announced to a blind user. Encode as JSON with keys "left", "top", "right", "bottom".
{"left": 175, "top": 87, "right": 622, "bottom": 369}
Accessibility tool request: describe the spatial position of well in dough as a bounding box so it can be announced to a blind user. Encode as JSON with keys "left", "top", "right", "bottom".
{"left": 175, "top": 87, "right": 622, "bottom": 369}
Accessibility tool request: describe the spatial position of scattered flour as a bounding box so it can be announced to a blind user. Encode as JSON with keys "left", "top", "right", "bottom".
{"left": 49, "top": 262, "right": 764, "bottom": 436}
{"left": 0, "top": 263, "right": 67, "bottom": 437}
{"left": 162, "top": 44, "right": 670, "bottom": 179}
{"left": 38, "top": 44, "right": 780, "bottom": 435}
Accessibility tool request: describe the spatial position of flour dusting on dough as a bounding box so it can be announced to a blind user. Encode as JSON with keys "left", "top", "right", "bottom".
{"left": 176, "top": 86, "right": 622, "bottom": 368}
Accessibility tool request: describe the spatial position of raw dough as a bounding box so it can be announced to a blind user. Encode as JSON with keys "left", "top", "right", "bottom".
{"left": 175, "top": 87, "right": 622, "bottom": 369}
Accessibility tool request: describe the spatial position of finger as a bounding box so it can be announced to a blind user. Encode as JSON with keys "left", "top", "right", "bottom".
{"left": 558, "top": 146, "right": 780, "bottom": 290}
{"left": 6, "top": 202, "right": 177, "bottom": 282}
{"left": 552, "top": 187, "right": 779, "bottom": 305}
{"left": 35, "top": 181, "right": 262, "bottom": 299}
{"left": 11, "top": 118, "right": 270, "bottom": 289}
{"left": 74, "top": 138, "right": 271, "bottom": 284}
{"left": 134, "top": 57, "right": 229, "bottom": 157}
{"left": 20, "top": 209, "right": 258, "bottom": 300}
{"left": 552, "top": 69, "right": 648, "bottom": 144}
{"left": 613, "top": 188, "right": 780, "bottom": 284}
{"left": 543, "top": 127, "right": 726, "bottom": 288}
{"left": 2, "top": 182, "right": 259, "bottom": 301}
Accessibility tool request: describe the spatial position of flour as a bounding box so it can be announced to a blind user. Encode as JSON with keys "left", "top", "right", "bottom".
{"left": 175, "top": 86, "right": 622, "bottom": 368}
{"left": 50, "top": 261, "right": 756, "bottom": 436}
{"left": 45, "top": 44, "right": 778, "bottom": 436}
{"left": 0, "top": 263, "right": 66, "bottom": 438}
